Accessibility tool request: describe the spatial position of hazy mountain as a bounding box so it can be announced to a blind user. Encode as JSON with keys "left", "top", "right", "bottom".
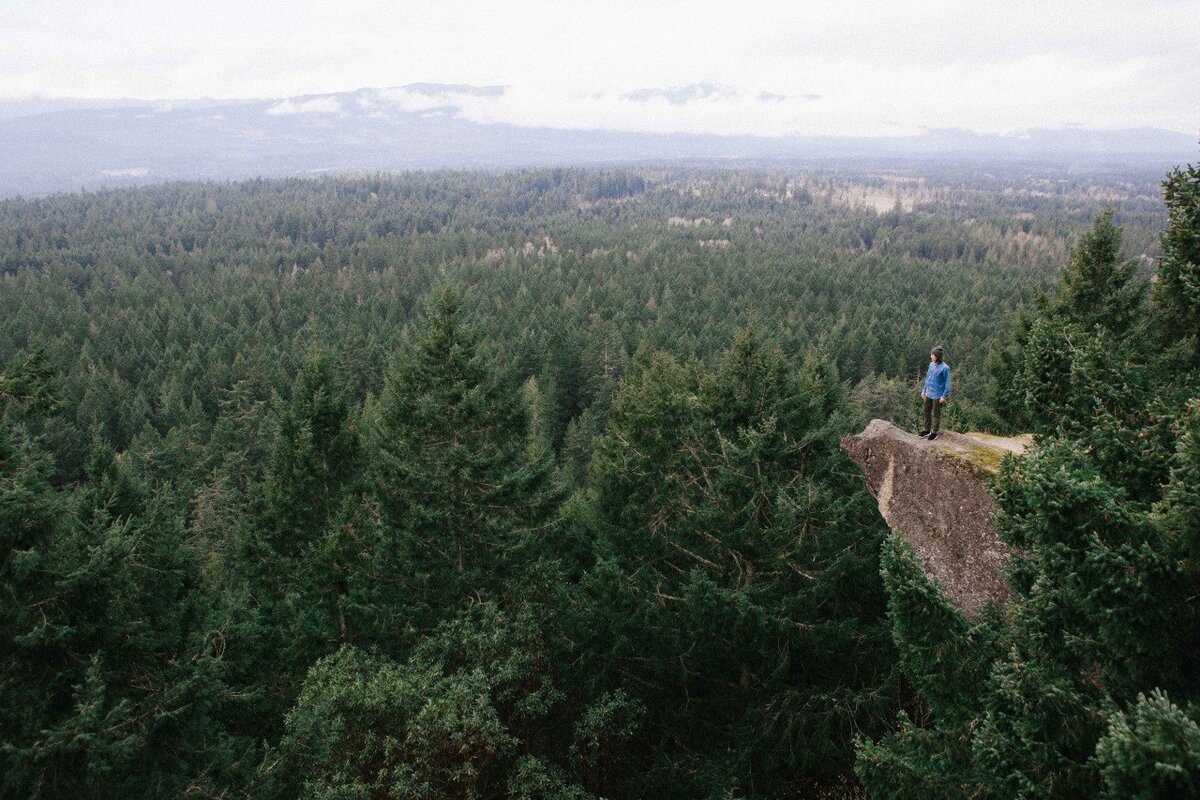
{"left": 1, "top": 84, "right": 1194, "bottom": 197}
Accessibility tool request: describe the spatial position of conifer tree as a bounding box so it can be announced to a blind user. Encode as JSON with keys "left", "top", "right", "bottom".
{"left": 1156, "top": 160, "right": 1200, "bottom": 354}
{"left": 260, "top": 345, "right": 359, "bottom": 558}
{"left": 367, "top": 284, "right": 561, "bottom": 634}
{"left": 1094, "top": 690, "right": 1200, "bottom": 799}
{"left": 990, "top": 210, "right": 1144, "bottom": 432}
{"left": 1055, "top": 208, "right": 1143, "bottom": 337}
{"left": 855, "top": 538, "right": 1000, "bottom": 799}
{"left": 3, "top": 432, "right": 233, "bottom": 797}
{"left": 992, "top": 209, "right": 1180, "bottom": 499}
{"left": 581, "top": 328, "right": 897, "bottom": 796}
{"left": 233, "top": 345, "right": 364, "bottom": 733}
{"left": 0, "top": 421, "right": 62, "bottom": 793}
{"left": 860, "top": 170, "right": 1200, "bottom": 800}
{"left": 561, "top": 407, "right": 600, "bottom": 487}
{"left": 273, "top": 598, "right": 635, "bottom": 800}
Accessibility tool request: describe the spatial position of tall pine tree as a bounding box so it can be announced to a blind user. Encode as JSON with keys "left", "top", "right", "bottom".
{"left": 366, "top": 284, "right": 561, "bottom": 637}
{"left": 579, "top": 328, "right": 898, "bottom": 796}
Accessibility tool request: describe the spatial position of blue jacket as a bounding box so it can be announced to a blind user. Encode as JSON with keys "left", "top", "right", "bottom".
{"left": 923, "top": 361, "right": 951, "bottom": 400}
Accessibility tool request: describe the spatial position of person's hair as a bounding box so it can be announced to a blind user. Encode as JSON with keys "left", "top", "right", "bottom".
{"left": 931, "top": 345, "right": 945, "bottom": 363}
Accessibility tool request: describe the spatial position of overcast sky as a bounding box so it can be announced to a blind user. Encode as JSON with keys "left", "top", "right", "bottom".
{"left": 3, "top": 0, "right": 1198, "bottom": 137}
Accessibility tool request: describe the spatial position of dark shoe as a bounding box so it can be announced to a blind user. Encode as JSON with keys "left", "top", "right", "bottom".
{"left": 927, "top": 432, "right": 938, "bottom": 441}
{"left": 918, "top": 429, "right": 931, "bottom": 437}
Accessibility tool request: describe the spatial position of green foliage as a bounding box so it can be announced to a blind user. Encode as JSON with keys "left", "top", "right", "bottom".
{"left": 1095, "top": 690, "right": 1200, "bottom": 799}
{"left": 1155, "top": 399, "right": 1200, "bottom": 690}
{"left": 995, "top": 211, "right": 1149, "bottom": 432}
{"left": 1160, "top": 400, "right": 1200, "bottom": 556}
{"left": 876, "top": 535, "right": 1003, "bottom": 718}
{"left": 0, "top": 164, "right": 1184, "bottom": 797}
{"left": 854, "top": 536, "right": 1006, "bottom": 799}
{"left": 855, "top": 710, "right": 981, "bottom": 800}
{"left": 860, "top": 163, "right": 1200, "bottom": 799}
{"left": 1156, "top": 160, "right": 1200, "bottom": 351}
{"left": 279, "top": 645, "right": 517, "bottom": 799}
{"left": 0, "top": 347, "right": 60, "bottom": 414}
{"left": 850, "top": 372, "right": 921, "bottom": 431}
{"left": 579, "top": 327, "right": 899, "bottom": 796}
{"left": 1056, "top": 208, "right": 1144, "bottom": 337}
{"left": 972, "top": 647, "right": 1102, "bottom": 798}
{"left": 0, "top": 425, "right": 62, "bottom": 782}
{"left": 1, "top": 431, "right": 239, "bottom": 798}
{"left": 275, "top": 600, "right": 629, "bottom": 800}
{"left": 261, "top": 345, "right": 360, "bottom": 556}
{"left": 366, "top": 283, "right": 562, "bottom": 635}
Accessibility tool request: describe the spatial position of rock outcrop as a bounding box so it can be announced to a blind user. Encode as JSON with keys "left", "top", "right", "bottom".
{"left": 841, "top": 420, "right": 1031, "bottom": 617}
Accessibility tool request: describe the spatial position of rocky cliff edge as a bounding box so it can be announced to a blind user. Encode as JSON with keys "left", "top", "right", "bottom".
{"left": 841, "top": 419, "right": 1031, "bottom": 617}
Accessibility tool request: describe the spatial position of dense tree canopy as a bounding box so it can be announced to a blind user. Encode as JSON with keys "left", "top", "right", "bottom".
{"left": 0, "top": 161, "right": 1193, "bottom": 798}
{"left": 858, "top": 157, "right": 1200, "bottom": 799}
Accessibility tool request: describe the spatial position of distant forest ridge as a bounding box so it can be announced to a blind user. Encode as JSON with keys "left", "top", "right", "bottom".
{"left": 0, "top": 84, "right": 1196, "bottom": 197}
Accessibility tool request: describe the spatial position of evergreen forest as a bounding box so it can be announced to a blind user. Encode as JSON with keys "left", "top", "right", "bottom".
{"left": 1, "top": 161, "right": 1198, "bottom": 798}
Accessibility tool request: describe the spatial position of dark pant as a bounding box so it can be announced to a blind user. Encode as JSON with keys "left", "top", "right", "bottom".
{"left": 923, "top": 397, "right": 942, "bottom": 433}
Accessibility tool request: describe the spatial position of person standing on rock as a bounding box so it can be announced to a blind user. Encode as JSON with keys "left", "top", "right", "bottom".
{"left": 919, "top": 346, "right": 950, "bottom": 440}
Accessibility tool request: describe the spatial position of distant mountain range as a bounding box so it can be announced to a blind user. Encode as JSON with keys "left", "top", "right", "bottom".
{"left": 1, "top": 84, "right": 1196, "bottom": 198}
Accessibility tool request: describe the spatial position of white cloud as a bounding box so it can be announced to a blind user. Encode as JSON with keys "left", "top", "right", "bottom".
{"left": 0, "top": 0, "right": 1197, "bottom": 136}
{"left": 367, "top": 86, "right": 504, "bottom": 115}
{"left": 265, "top": 96, "right": 342, "bottom": 115}
{"left": 623, "top": 83, "right": 741, "bottom": 105}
